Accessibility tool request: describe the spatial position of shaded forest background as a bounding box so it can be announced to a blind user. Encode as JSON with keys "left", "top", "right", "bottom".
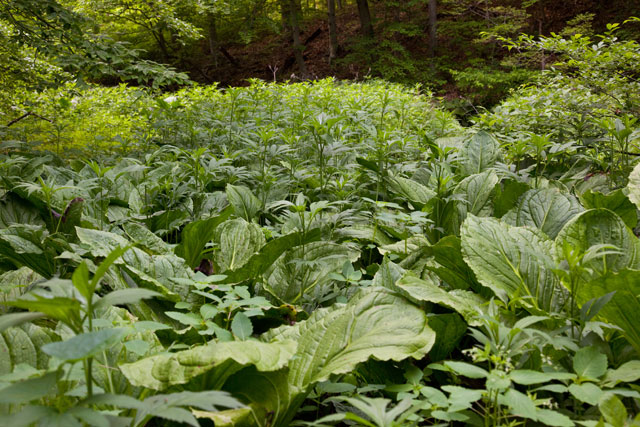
{"left": 2, "top": 0, "right": 640, "bottom": 113}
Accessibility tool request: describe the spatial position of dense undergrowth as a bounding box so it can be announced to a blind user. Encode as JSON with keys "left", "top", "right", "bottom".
{"left": 2, "top": 31, "right": 640, "bottom": 426}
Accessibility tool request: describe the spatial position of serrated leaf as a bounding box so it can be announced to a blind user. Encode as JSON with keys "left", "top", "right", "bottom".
{"left": 573, "top": 346, "right": 607, "bottom": 380}
{"left": 231, "top": 312, "right": 253, "bottom": 340}
{"left": 95, "top": 288, "right": 161, "bottom": 311}
{"left": 0, "top": 371, "right": 58, "bottom": 404}
{"left": 444, "top": 361, "right": 489, "bottom": 379}
{"left": 42, "top": 328, "right": 128, "bottom": 362}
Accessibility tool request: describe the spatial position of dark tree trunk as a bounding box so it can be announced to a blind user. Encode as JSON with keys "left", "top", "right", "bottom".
{"left": 428, "top": 0, "right": 437, "bottom": 57}
{"left": 356, "top": 0, "right": 373, "bottom": 37}
{"left": 328, "top": 0, "right": 338, "bottom": 62}
{"left": 289, "top": 0, "right": 308, "bottom": 77}
{"left": 337, "top": 0, "right": 342, "bottom": 9}
{"left": 208, "top": 16, "right": 218, "bottom": 67}
{"left": 280, "top": 0, "right": 291, "bottom": 32}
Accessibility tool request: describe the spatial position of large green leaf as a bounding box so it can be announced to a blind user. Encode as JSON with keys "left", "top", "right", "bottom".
{"left": 119, "top": 251, "right": 193, "bottom": 301}
{"left": 229, "top": 287, "right": 435, "bottom": 426}
{"left": 175, "top": 207, "right": 232, "bottom": 268}
{"left": 580, "top": 189, "right": 637, "bottom": 229}
{"left": 395, "top": 273, "right": 484, "bottom": 326}
{"left": 0, "top": 226, "right": 60, "bottom": 278}
{"left": 226, "top": 184, "right": 261, "bottom": 221}
{"left": 494, "top": 179, "right": 530, "bottom": 218}
{"left": 263, "top": 241, "right": 359, "bottom": 304}
{"left": 386, "top": 175, "right": 436, "bottom": 209}
{"left": 424, "top": 236, "right": 480, "bottom": 291}
{"left": 42, "top": 328, "right": 128, "bottom": 362}
{"left": 123, "top": 222, "right": 171, "bottom": 255}
{"left": 555, "top": 209, "right": 640, "bottom": 279}
{"left": 627, "top": 162, "right": 640, "bottom": 210}
{"left": 76, "top": 227, "right": 129, "bottom": 258}
{"left": 119, "top": 340, "right": 297, "bottom": 391}
{"left": 461, "top": 215, "right": 567, "bottom": 313}
{"left": 578, "top": 269, "right": 640, "bottom": 353}
{"left": 504, "top": 189, "right": 583, "bottom": 239}
{"left": 0, "top": 193, "right": 44, "bottom": 229}
{"left": 458, "top": 131, "right": 501, "bottom": 176}
{"left": 427, "top": 313, "right": 467, "bottom": 362}
{"left": 221, "top": 229, "right": 322, "bottom": 284}
{"left": 454, "top": 170, "right": 500, "bottom": 219}
{"left": 0, "top": 323, "right": 58, "bottom": 374}
{"left": 0, "top": 267, "right": 42, "bottom": 311}
{"left": 214, "top": 219, "right": 265, "bottom": 272}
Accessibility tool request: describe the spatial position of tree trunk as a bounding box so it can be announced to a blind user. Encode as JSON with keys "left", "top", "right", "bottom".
{"left": 337, "top": 0, "right": 342, "bottom": 9}
{"left": 356, "top": 0, "right": 373, "bottom": 37}
{"left": 208, "top": 16, "right": 218, "bottom": 68}
{"left": 280, "top": 0, "right": 291, "bottom": 32}
{"left": 289, "top": 0, "right": 308, "bottom": 77}
{"left": 327, "top": 0, "right": 338, "bottom": 63}
{"left": 428, "top": 0, "right": 437, "bottom": 57}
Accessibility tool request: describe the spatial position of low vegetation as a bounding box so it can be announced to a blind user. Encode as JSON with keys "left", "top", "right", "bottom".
{"left": 1, "top": 16, "right": 640, "bottom": 427}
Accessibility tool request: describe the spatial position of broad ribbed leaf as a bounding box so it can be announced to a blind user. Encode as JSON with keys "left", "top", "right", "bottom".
{"left": 123, "top": 222, "right": 170, "bottom": 254}
{"left": 578, "top": 269, "right": 640, "bottom": 353}
{"left": 76, "top": 227, "right": 129, "bottom": 258}
{"left": 244, "top": 287, "right": 435, "bottom": 426}
{"left": 263, "top": 241, "right": 359, "bottom": 304}
{"left": 505, "top": 189, "right": 583, "bottom": 238}
{"left": 0, "top": 323, "right": 58, "bottom": 374}
{"left": 425, "top": 236, "right": 480, "bottom": 291}
{"left": 0, "top": 194, "right": 44, "bottom": 228}
{"left": 222, "top": 229, "right": 322, "bottom": 283}
{"left": 395, "top": 274, "right": 484, "bottom": 325}
{"left": 387, "top": 175, "right": 436, "bottom": 208}
{"left": 214, "top": 219, "right": 265, "bottom": 272}
{"left": 226, "top": 184, "right": 261, "bottom": 221}
{"left": 119, "top": 340, "right": 297, "bottom": 391}
{"left": 461, "top": 215, "right": 567, "bottom": 312}
{"left": 175, "top": 207, "right": 232, "bottom": 268}
{"left": 458, "top": 131, "right": 501, "bottom": 176}
{"left": 555, "top": 209, "right": 640, "bottom": 279}
{"left": 580, "top": 189, "right": 637, "bottom": 229}
{"left": 454, "top": 170, "right": 500, "bottom": 219}
{"left": 627, "top": 162, "right": 640, "bottom": 210}
{"left": 0, "top": 226, "right": 58, "bottom": 278}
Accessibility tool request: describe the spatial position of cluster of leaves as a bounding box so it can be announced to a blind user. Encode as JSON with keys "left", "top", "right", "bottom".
{"left": 477, "top": 18, "right": 640, "bottom": 185}
{"left": 1, "top": 75, "right": 640, "bottom": 426}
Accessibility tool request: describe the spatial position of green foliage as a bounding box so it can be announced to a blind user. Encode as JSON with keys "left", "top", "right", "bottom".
{"left": 1, "top": 72, "right": 640, "bottom": 426}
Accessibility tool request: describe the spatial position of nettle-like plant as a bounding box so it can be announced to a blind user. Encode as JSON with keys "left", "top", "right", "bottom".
{"left": 0, "top": 247, "right": 242, "bottom": 425}
{"left": 2, "top": 72, "right": 640, "bottom": 427}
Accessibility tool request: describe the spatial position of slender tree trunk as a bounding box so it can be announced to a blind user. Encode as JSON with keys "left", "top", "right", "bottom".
{"left": 337, "top": 0, "right": 342, "bottom": 9}
{"left": 428, "top": 0, "right": 437, "bottom": 57}
{"left": 290, "top": 0, "right": 308, "bottom": 77}
{"left": 328, "top": 0, "right": 338, "bottom": 63}
{"left": 356, "top": 0, "right": 373, "bottom": 37}
{"left": 208, "top": 16, "right": 218, "bottom": 68}
{"left": 280, "top": 0, "right": 291, "bottom": 32}
{"left": 153, "top": 27, "right": 170, "bottom": 62}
